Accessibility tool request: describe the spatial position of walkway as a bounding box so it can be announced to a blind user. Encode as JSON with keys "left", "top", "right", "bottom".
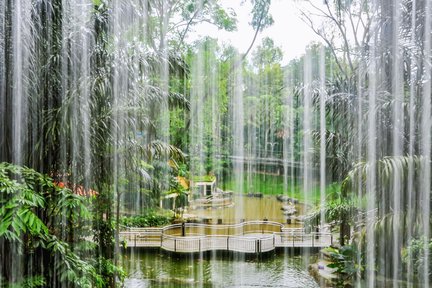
{"left": 119, "top": 221, "right": 333, "bottom": 254}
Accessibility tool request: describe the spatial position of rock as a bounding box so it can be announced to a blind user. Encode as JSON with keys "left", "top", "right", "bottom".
{"left": 276, "top": 195, "right": 290, "bottom": 202}
{"left": 281, "top": 205, "right": 294, "bottom": 211}
{"left": 276, "top": 195, "right": 299, "bottom": 204}
{"left": 281, "top": 205, "right": 297, "bottom": 216}
{"left": 246, "top": 192, "right": 263, "bottom": 198}
{"left": 283, "top": 210, "right": 296, "bottom": 216}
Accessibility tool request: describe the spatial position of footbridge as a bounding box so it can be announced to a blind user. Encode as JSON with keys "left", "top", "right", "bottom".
{"left": 119, "top": 221, "right": 333, "bottom": 254}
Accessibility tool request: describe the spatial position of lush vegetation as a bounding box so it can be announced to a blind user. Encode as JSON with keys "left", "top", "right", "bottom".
{"left": 121, "top": 212, "right": 173, "bottom": 228}
{"left": 324, "top": 245, "right": 364, "bottom": 287}
{"left": 0, "top": 162, "right": 118, "bottom": 287}
{"left": 221, "top": 173, "right": 340, "bottom": 203}
{"left": 402, "top": 238, "right": 432, "bottom": 280}
{"left": 190, "top": 175, "right": 216, "bottom": 182}
{"left": 1, "top": 0, "right": 432, "bottom": 286}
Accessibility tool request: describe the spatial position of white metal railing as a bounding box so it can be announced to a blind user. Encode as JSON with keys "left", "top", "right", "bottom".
{"left": 161, "top": 220, "right": 283, "bottom": 236}
{"left": 281, "top": 227, "right": 304, "bottom": 233}
{"left": 273, "top": 232, "right": 333, "bottom": 248}
{"left": 119, "top": 221, "right": 333, "bottom": 252}
{"left": 119, "top": 231, "right": 163, "bottom": 247}
{"left": 260, "top": 235, "right": 276, "bottom": 252}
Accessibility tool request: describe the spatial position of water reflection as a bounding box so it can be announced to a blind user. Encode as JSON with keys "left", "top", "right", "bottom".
{"left": 122, "top": 250, "right": 319, "bottom": 287}
{"left": 188, "top": 195, "right": 307, "bottom": 225}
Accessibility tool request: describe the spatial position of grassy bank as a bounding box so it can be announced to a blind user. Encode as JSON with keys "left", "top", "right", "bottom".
{"left": 221, "top": 173, "right": 340, "bottom": 204}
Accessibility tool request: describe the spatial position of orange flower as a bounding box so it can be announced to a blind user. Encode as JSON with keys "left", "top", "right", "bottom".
{"left": 55, "top": 181, "right": 65, "bottom": 188}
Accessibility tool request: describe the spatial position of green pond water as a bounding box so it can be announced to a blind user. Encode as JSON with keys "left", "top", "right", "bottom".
{"left": 187, "top": 195, "right": 307, "bottom": 225}
{"left": 121, "top": 249, "right": 319, "bottom": 287}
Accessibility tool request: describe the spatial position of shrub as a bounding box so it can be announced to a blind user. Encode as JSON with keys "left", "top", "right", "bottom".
{"left": 121, "top": 211, "right": 173, "bottom": 227}
{"left": 324, "top": 245, "right": 364, "bottom": 286}
{"left": 401, "top": 237, "right": 432, "bottom": 281}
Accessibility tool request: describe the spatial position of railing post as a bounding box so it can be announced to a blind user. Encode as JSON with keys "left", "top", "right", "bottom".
{"left": 174, "top": 238, "right": 177, "bottom": 252}
{"left": 227, "top": 236, "right": 229, "bottom": 250}
{"left": 199, "top": 238, "right": 201, "bottom": 252}
{"left": 312, "top": 233, "right": 314, "bottom": 247}
{"left": 292, "top": 232, "right": 294, "bottom": 247}
{"left": 134, "top": 234, "right": 137, "bottom": 247}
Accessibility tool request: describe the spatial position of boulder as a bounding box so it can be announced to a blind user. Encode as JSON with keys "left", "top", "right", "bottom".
{"left": 276, "top": 195, "right": 299, "bottom": 204}
{"left": 276, "top": 195, "right": 290, "bottom": 202}
{"left": 283, "top": 210, "right": 296, "bottom": 216}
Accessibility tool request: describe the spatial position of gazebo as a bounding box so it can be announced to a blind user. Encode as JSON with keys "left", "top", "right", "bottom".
{"left": 190, "top": 175, "right": 217, "bottom": 199}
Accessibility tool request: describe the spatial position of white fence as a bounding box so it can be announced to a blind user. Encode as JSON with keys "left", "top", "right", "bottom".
{"left": 119, "top": 221, "right": 333, "bottom": 253}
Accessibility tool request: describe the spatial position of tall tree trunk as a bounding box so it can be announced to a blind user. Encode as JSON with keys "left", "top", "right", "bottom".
{"left": 340, "top": 220, "right": 351, "bottom": 246}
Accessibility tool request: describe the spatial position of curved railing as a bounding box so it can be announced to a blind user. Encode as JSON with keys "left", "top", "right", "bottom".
{"left": 119, "top": 228, "right": 163, "bottom": 247}
{"left": 119, "top": 221, "right": 333, "bottom": 253}
{"left": 273, "top": 231, "right": 333, "bottom": 248}
{"left": 161, "top": 220, "right": 284, "bottom": 237}
{"left": 160, "top": 234, "right": 275, "bottom": 253}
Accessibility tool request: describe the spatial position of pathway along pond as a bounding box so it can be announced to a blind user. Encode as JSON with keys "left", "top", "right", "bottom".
{"left": 121, "top": 249, "right": 319, "bottom": 287}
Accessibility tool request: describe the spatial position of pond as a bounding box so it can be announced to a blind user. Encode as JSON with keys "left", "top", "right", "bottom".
{"left": 121, "top": 249, "right": 319, "bottom": 287}
{"left": 187, "top": 195, "right": 308, "bottom": 225}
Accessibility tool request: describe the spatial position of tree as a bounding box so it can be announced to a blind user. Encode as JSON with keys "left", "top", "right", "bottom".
{"left": 252, "top": 37, "right": 283, "bottom": 68}
{"left": 242, "top": 0, "right": 274, "bottom": 60}
{"left": 299, "top": 0, "right": 372, "bottom": 80}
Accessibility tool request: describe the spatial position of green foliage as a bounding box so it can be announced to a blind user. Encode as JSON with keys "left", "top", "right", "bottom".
{"left": 2, "top": 275, "right": 45, "bottom": 288}
{"left": 212, "top": 6, "right": 237, "bottom": 32}
{"left": 341, "top": 155, "right": 423, "bottom": 196}
{"left": 401, "top": 238, "right": 432, "bottom": 280}
{"left": 94, "top": 257, "right": 126, "bottom": 286}
{"left": 324, "top": 245, "right": 364, "bottom": 286}
{"left": 249, "top": 0, "right": 273, "bottom": 31}
{"left": 179, "top": 0, "right": 237, "bottom": 32}
{"left": 191, "top": 175, "right": 216, "bottom": 182}
{"left": 0, "top": 163, "right": 85, "bottom": 242}
{"left": 0, "top": 163, "right": 109, "bottom": 287}
{"left": 121, "top": 212, "right": 173, "bottom": 228}
{"left": 308, "top": 197, "right": 359, "bottom": 225}
{"left": 252, "top": 37, "right": 283, "bottom": 66}
{"left": 222, "top": 173, "right": 326, "bottom": 203}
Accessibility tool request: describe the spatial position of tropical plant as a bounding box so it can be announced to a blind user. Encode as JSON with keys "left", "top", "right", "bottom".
{"left": 306, "top": 191, "right": 361, "bottom": 246}
{"left": 0, "top": 162, "right": 106, "bottom": 287}
{"left": 324, "top": 245, "right": 365, "bottom": 286}
{"left": 401, "top": 238, "right": 432, "bottom": 281}
{"left": 121, "top": 212, "right": 173, "bottom": 228}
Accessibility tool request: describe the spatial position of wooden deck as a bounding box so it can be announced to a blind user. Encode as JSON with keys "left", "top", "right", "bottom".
{"left": 119, "top": 221, "right": 333, "bottom": 254}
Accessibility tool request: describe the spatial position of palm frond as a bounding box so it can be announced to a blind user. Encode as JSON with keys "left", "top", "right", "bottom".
{"left": 144, "top": 140, "right": 186, "bottom": 163}
{"left": 341, "top": 155, "right": 424, "bottom": 194}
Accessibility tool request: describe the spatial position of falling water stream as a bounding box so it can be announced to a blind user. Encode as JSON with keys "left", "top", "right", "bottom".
{"left": 2, "top": 0, "right": 432, "bottom": 287}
